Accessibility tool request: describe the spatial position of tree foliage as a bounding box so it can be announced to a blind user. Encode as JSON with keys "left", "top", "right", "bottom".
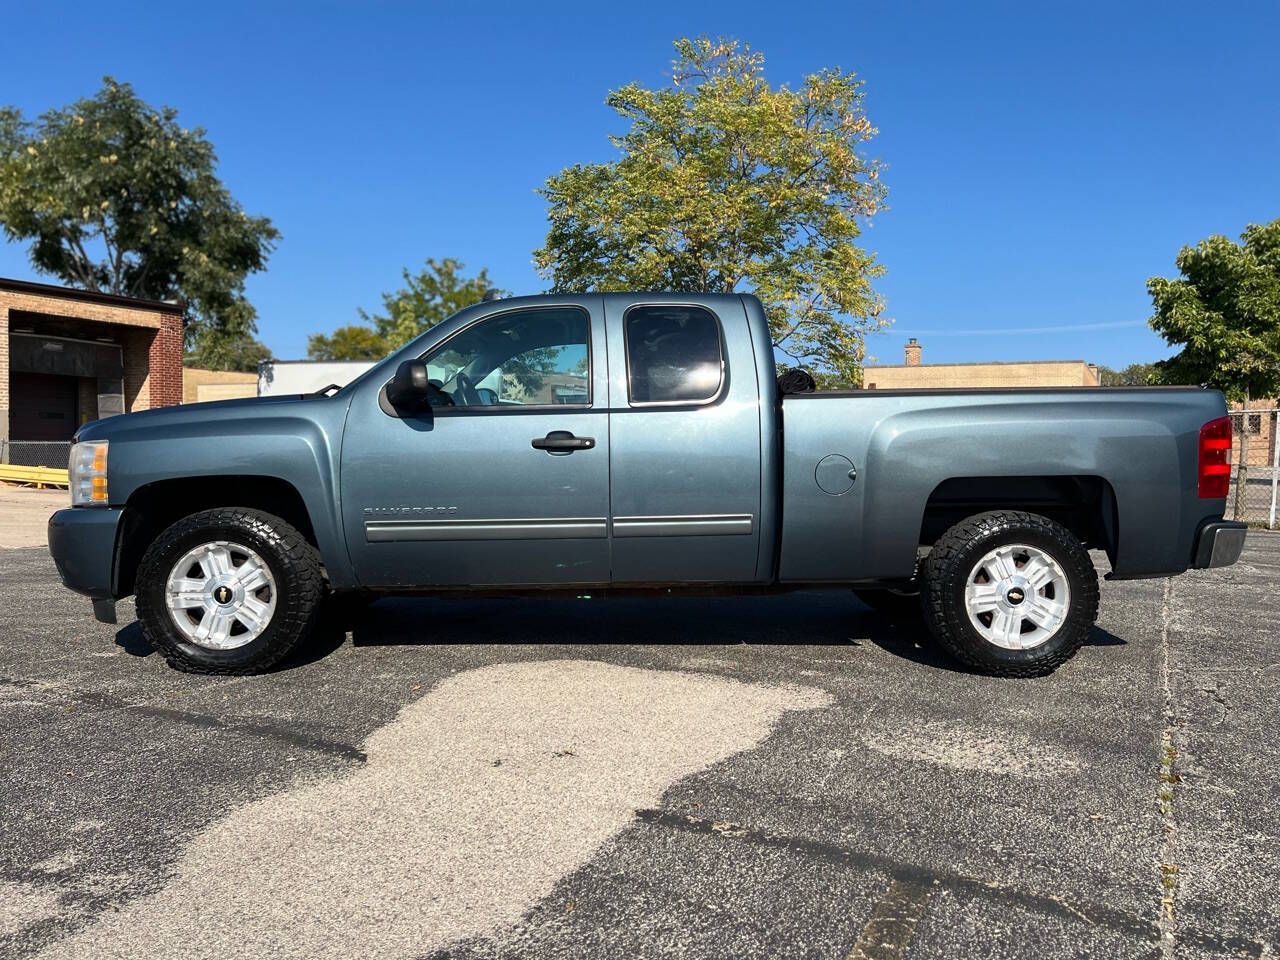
{"left": 305, "top": 324, "right": 389, "bottom": 363}
{"left": 0, "top": 77, "right": 278, "bottom": 370}
{"left": 535, "top": 37, "right": 888, "bottom": 386}
{"left": 308, "top": 257, "right": 500, "bottom": 361}
{"left": 184, "top": 332, "right": 272, "bottom": 373}
{"left": 1147, "top": 218, "right": 1280, "bottom": 400}
{"left": 1098, "top": 361, "right": 1160, "bottom": 386}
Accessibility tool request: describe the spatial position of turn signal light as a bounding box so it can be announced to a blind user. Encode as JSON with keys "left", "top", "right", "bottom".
{"left": 69, "top": 440, "right": 109, "bottom": 506}
{"left": 1197, "top": 417, "right": 1232, "bottom": 499}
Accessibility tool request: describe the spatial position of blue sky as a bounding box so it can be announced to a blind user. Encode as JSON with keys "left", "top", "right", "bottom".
{"left": 1, "top": 1, "right": 1277, "bottom": 368}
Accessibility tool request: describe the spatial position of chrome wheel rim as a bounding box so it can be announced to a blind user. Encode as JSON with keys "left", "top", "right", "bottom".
{"left": 964, "top": 543, "right": 1070, "bottom": 650}
{"left": 164, "top": 541, "right": 277, "bottom": 650}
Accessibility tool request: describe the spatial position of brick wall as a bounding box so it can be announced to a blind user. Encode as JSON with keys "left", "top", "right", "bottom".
{"left": 121, "top": 327, "right": 155, "bottom": 412}
{"left": 0, "top": 303, "right": 8, "bottom": 442}
{"left": 1, "top": 282, "right": 184, "bottom": 440}
{"left": 0, "top": 287, "right": 169, "bottom": 330}
{"left": 147, "top": 313, "right": 184, "bottom": 408}
{"left": 1229, "top": 401, "right": 1278, "bottom": 468}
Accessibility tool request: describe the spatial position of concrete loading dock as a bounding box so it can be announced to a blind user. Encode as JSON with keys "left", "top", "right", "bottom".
{"left": 0, "top": 278, "right": 183, "bottom": 465}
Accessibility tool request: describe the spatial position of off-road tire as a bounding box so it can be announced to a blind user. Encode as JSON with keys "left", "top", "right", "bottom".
{"left": 135, "top": 508, "right": 324, "bottom": 675}
{"left": 922, "top": 510, "right": 1098, "bottom": 677}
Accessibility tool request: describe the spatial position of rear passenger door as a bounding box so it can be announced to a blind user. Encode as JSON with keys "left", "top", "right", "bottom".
{"left": 604, "top": 295, "right": 763, "bottom": 583}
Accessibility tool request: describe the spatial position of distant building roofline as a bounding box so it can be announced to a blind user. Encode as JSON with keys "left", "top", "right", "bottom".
{"left": 0, "top": 275, "right": 182, "bottom": 314}
{"left": 865, "top": 358, "right": 1096, "bottom": 370}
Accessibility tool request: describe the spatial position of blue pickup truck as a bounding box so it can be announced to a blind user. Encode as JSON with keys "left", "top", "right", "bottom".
{"left": 49, "top": 293, "right": 1245, "bottom": 676}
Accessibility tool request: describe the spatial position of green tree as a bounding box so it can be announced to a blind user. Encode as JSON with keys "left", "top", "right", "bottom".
{"left": 535, "top": 36, "right": 889, "bottom": 386}
{"left": 1098, "top": 361, "right": 1160, "bottom": 386}
{"left": 306, "top": 324, "right": 389, "bottom": 362}
{"left": 185, "top": 333, "right": 271, "bottom": 372}
{"left": 1147, "top": 218, "right": 1280, "bottom": 400}
{"left": 308, "top": 257, "right": 500, "bottom": 360}
{"left": 0, "top": 78, "right": 278, "bottom": 371}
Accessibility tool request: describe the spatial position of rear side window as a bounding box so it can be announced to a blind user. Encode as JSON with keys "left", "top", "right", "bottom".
{"left": 625, "top": 305, "right": 723, "bottom": 405}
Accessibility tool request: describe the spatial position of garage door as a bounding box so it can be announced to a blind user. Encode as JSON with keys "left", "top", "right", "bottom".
{"left": 10, "top": 372, "right": 78, "bottom": 441}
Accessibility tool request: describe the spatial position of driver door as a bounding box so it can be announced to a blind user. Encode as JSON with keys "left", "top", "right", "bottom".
{"left": 340, "top": 298, "right": 611, "bottom": 588}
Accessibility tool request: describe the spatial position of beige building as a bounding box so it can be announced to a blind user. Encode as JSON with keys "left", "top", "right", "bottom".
{"left": 863, "top": 339, "right": 1278, "bottom": 470}
{"left": 183, "top": 367, "right": 257, "bottom": 404}
{"left": 863, "top": 338, "right": 1101, "bottom": 390}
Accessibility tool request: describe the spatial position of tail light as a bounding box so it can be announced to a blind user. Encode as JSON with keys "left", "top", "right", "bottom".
{"left": 1197, "top": 416, "right": 1232, "bottom": 499}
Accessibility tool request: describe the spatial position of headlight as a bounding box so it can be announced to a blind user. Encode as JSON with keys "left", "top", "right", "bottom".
{"left": 69, "top": 440, "right": 109, "bottom": 506}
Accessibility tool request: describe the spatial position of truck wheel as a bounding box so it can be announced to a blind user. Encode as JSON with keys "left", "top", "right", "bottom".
{"left": 134, "top": 508, "right": 324, "bottom": 675}
{"left": 921, "top": 511, "right": 1098, "bottom": 677}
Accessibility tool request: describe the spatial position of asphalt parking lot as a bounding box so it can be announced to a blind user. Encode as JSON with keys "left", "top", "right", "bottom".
{"left": 2, "top": 531, "right": 1278, "bottom": 959}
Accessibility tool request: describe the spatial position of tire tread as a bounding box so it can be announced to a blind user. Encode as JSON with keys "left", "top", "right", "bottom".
{"left": 922, "top": 510, "right": 1099, "bottom": 677}
{"left": 134, "top": 507, "right": 323, "bottom": 675}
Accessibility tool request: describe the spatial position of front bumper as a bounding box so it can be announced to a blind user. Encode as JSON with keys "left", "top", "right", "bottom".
{"left": 48, "top": 507, "right": 123, "bottom": 600}
{"left": 1191, "top": 520, "right": 1248, "bottom": 569}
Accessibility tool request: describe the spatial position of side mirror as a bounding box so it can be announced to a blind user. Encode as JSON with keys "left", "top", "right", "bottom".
{"left": 386, "top": 359, "right": 430, "bottom": 409}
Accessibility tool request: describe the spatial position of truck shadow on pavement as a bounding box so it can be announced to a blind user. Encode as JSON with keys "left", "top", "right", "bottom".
{"left": 112, "top": 594, "right": 1127, "bottom": 675}
{"left": 336, "top": 594, "right": 1128, "bottom": 675}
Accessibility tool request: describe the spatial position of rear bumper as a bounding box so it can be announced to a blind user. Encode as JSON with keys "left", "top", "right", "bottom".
{"left": 48, "top": 507, "right": 123, "bottom": 600}
{"left": 1191, "top": 520, "right": 1248, "bottom": 569}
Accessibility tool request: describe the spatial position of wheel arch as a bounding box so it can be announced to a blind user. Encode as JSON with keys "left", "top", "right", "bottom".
{"left": 116, "top": 475, "right": 322, "bottom": 597}
{"left": 918, "top": 475, "right": 1118, "bottom": 567}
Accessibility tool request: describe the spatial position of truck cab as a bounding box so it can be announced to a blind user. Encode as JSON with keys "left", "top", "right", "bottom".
{"left": 342, "top": 293, "right": 770, "bottom": 588}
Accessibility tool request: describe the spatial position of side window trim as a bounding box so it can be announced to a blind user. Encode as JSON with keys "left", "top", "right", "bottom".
{"left": 622, "top": 303, "right": 727, "bottom": 408}
{"left": 398, "top": 304, "right": 595, "bottom": 415}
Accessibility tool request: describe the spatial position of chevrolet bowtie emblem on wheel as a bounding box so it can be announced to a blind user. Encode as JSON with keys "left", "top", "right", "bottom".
{"left": 214, "top": 586, "right": 232, "bottom": 604}
{"left": 1006, "top": 588, "right": 1025, "bottom": 605}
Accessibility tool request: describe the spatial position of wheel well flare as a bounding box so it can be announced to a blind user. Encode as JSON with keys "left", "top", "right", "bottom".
{"left": 115, "top": 476, "right": 316, "bottom": 597}
{"left": 919, "top": 475, "right": 1118, "bottom": 563}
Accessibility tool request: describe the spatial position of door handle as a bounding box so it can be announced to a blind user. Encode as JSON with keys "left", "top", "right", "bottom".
{"left": 532, "top": 430, "right": 595, "bottom": 452}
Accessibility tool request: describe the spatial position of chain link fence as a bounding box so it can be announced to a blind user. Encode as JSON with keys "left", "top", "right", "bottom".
{"left": 1227, "top": 407, "right": 1280, "bottom": 528}
{"left": 0, "top": 440, "right": 71, "bottom": 469}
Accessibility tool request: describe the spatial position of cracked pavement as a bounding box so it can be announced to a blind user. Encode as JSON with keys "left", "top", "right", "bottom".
{"left": 1, "top": 532, "right": 1277, "bottom": 959}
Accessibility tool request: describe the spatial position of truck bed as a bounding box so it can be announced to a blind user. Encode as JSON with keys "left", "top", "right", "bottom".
{"left": 776, "top": 386, "right": 1227, "bottom": 582}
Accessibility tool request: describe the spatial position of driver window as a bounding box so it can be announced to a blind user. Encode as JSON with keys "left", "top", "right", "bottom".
{"left": 421, "top": 307, "right": 591, "bottom": 409}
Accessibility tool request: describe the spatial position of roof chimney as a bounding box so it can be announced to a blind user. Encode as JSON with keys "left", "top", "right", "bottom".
{"left": 905, "top": 338, "right": 922, "bottom": 366}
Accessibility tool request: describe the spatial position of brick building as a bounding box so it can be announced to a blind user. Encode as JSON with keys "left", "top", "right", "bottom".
{"left": 863, "top": 338, "right": 1101, "bottom": 389}
{"left": 1230, "top": 400, "right": 1279, "bottom": 469}
{"left": 1, "top": 277, "right": 183, "bottom": 463}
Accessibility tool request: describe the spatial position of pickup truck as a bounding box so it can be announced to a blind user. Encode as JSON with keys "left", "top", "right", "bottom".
{"left": 48, "top": 293, "right": 1247, "bottom": 677}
